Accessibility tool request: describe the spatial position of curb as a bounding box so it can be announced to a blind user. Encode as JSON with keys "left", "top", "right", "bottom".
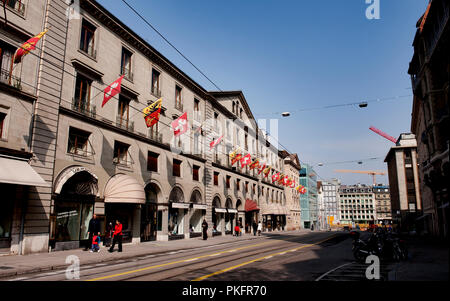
{"left": 0, "top": 235, "right": 266, "bottom": 280}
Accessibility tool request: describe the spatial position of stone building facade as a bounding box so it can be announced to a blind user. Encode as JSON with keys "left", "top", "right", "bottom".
{"left": 408, "top": 0, "right": 449, "bottom": 239}
{"left": 0, "top": 0, "right": 298, "bottom": 254}
{"left": 385, "top": 134, "right": 423, "bottom": 232}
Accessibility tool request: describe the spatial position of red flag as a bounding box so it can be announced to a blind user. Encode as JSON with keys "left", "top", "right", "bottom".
{"left": 290, "top": 179, "right": 296, "bottom": 189}
{"left": 232, "top": 153, "right": 243, "bottom": 165}
{"left": 272, "top": 172, "right": 280, "bottom": 183}
{"left": 102, "top": 75, "right": 124, "bottom": 107}
{"left": 258, "top": 163, "right": 266, "bottom": 175}
{"left": 249, "top": 158, "right": 260, "bottom": 170}
{"left": 14, "top": 29, "right": 48, "bottom": 64}
{"left": 283, "top": 176, "right": 289, "bottom": 186}
{"left": 240, "top": 154, "right": 252, "bottom": 168}
{"left": 210, "top": 135, "right": 223, "bottom": 150}
{"left": 143, "top": 99, "right": 162, "bottom": 128}
{"left": 172, "top": 112, "right": 188, "bottom": 137}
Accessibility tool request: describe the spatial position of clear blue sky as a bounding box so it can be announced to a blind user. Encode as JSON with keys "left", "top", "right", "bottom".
{"left": 97, "top": 0, "right": 428, "bottom": 185}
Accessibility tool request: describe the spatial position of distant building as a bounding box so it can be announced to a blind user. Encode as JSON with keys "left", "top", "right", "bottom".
{"left": 385, "top": 134, "right": 422, "bottom": 232}
{"left": 373, "top": 185, "right": 392, "bottom": 224}
{"left": 322, "top": 179, "right": 341, "bottom": 226}
{"left": 338, "top": 184, "right": 376, "bottom": 225}
{"left": 408, "top": 0, "right": 449, "bottom": 239}
{"left": 299, "top": 164, "right": 318, "bottom": 229}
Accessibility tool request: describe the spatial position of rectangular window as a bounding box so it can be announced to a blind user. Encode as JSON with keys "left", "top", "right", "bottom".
{"left": 113, "top": 141, "right": 130, "bottom": 165}
{"left": 0, "top": 41, "right": 16, "bottom": 85}
{"left": 194, "top": 98, "right": 201, "bottom": 122}
{"left": 236, "top": 179, "right": 240, "bottom": 191}
{"left": 245, "top": 182, "right": 249, "bottom": 193}
{"left": 117, "top": 95, "right": 130, "bottom": 128}
{"left": 214, "top": 172, "right": 219, "bottom": 186}
{"left": 193, "top": 165, "right": 200, "bottom": 181}
{"left": 67, "top": 127, "right": 90, "bottom": 156}
{"left": 147, "top": 151, "right": 159, "bottom": 172}
{"left": 151, "top": 68, "right": 161, "bottom": 97}
{"left": 226, "top": 175, "right": 231, "bottom": 189}
{"left": 121, "top": 47, "right": 133, "bottom": 80}
{"left": 0, "top": 112, "right": 5, "bottom": 139}
{"left": 80, "top": 20, "right": 96, "bottom": 57}
{"left": 5, "top": 0, "right": 25, "bottom": 15}
{"left": 173, "top": 159, "right": 182, "bottom": 177}
{"left": 175, "top": 85, "right": 183, "bottom": 110}
{"left": 73, "top": 73, "right": 92, "bottom": 113}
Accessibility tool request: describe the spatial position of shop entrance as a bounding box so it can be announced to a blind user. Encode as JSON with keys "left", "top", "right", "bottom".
{"left": 53, "top": 171, "right": 98, "bottom": 250}
{"left": 0, "top": 184, "right": 15, "bottom": 251}
{"left": 141, "top": 183, "right": 159, "bottom": 242}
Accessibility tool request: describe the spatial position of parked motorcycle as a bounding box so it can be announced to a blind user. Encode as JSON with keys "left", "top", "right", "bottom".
{"left": 350, "top": 229, "right": 408, "bottom": 263}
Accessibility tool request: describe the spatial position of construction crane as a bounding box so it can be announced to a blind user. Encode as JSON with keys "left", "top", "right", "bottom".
{"left": 369, "top": 126, "right": 398, "bottom": 144}
{"left": 334, "top": 170, "right": 387, "bottom": 186}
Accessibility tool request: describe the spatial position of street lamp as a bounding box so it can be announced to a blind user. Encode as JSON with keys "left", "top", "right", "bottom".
{"left": 282, "top": 112, "right": 291, "bottom": 117}
{"left": 359, "top": 102, "right": 368, "bottom": 108}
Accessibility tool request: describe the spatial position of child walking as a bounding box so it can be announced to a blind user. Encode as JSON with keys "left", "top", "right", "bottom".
{"left": 90, "top": 234, "right": 101, "bottom": 253}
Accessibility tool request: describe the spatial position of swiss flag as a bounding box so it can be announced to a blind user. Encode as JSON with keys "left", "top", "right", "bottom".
{"left": 240, "top": 154, "right": 252, "bottom": 168}
{"left": 290, "top": 179, "right": 296, "bottom": 189}
{"left": 283, "top": 176, "right": 289, "bottom": 186}
{"left": 172, "top": 112, "right": 188, "bottom": 137}
{"left": 210, "top": 135, "right": 223, "bottom": 150}
{"left": 102, "top": 75, "right": 124, "bottom": 107}
{"left": 272, "top": 172, "right": 280, "bottom": 183}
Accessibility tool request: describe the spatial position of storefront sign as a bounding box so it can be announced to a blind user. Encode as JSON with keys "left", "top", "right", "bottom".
{"left": 193, "top": 204, "right": 207, "bottom": 210}
{"left": 227, "top": 209, "right": 238, "bottom": 214}
{"left": 214, "top": 208, "right": 227, "bottom": 213}
{"left": 172, "top": 202, "right": 190, "bottom": 209}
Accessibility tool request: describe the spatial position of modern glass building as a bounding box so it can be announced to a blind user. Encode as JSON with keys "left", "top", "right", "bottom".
{"left": 299, "top": 164, "right": 318, "bottom": 229}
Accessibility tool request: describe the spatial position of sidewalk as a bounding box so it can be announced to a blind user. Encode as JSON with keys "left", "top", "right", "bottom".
{"left": 388, "top": 236, "right": 449, "bottom": 281}
{"left": 0, "top": 230, "right": 310, "bottom": 279}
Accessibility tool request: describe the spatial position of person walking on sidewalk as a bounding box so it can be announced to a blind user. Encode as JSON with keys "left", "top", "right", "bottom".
{"left": 252, "top": 221, "right": 257, "bottom": 236}
{"left": 202, "top": 219, "right": 208, "bottom": 240}
{"left": 108, "top": 220, "right": 123, "bottom": 253}
{"left": 85, "top": 214, "right": 100, "bottom": 251}
{"left": 234, "top": 224, "right": 240, "bottom": 237}
{"left": 257, "top": 221, "right": 262, "bottom": 236}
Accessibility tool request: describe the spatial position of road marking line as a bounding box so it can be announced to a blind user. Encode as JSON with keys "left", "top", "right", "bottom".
{"left": 315, "top": 262, "right": 354, "bottom": 281}
{"left": 192, "top": 235, "right": 338, "bottom": 281}
{"left": 86, "top": 241, "right": 272, "bottom": 281}
{"left": 8, "top": 277, "right": 29, "bottom": 281}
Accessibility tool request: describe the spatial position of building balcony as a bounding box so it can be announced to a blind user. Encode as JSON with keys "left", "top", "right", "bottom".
{"left": 5, "top": 0, "right": 25, "bottom": 15}
{"left": 151, "top": 87, "right": 162, "bottom": 99}
{"left": 175, "top": 102, "right": 183, "bottom": 112}
{"left": 71, "top": 99, "right": 96, "bottom": 118}
{"left": 0, "top": 67, "right": 22, "bottom": 90}
{"left": 148, "top": 131, "right": 163, "bottom": 144}
{"left": 116, "top": 116, "right": 134, "bottom": 132}
{"left": 121, "top": 69, "right": 133, "bottom": 82}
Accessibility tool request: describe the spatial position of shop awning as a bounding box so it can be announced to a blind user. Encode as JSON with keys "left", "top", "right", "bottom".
{"left": 193, "top": 204, "right": 207, "bottom": 210}
{"left": 172, "top": 202, "right": 190, "bottom": 209}
{"left": 227, "top": 208, "right": 238, "bottom": 214}
{"left": 0, "top": 156, "right": 49, "bottom": 187}
{"left": 104, "top": 174, "right": 145, "bottom": 204}
{"left": 245, "top": 199, "right": 260, "bottom": 212}
{"left": 214, "top": 208, "right": 227, "bottom": 213}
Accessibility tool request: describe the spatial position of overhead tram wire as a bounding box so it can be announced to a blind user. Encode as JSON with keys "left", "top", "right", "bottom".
{"left": 253, "top": 94, "right": 413, "bottom": 118}
{"left": 115, "top": 0, "right": 389, "bottom": 184}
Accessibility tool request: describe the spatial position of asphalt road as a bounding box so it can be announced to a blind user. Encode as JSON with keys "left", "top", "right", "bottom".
{"left": 7, "top": 231, "right": 356, "bottom": 281}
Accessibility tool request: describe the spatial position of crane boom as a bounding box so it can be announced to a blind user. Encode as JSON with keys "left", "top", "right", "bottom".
{"left": 369, "top": 126, "right": 398, "bottom": 144}
{"left": 334, "top": 169, "right": 387, "bottom": 186}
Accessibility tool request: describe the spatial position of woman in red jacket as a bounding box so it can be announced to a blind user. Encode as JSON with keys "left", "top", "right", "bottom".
{"left": 108, "top": 220, "right": 123, "bottom": 253}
